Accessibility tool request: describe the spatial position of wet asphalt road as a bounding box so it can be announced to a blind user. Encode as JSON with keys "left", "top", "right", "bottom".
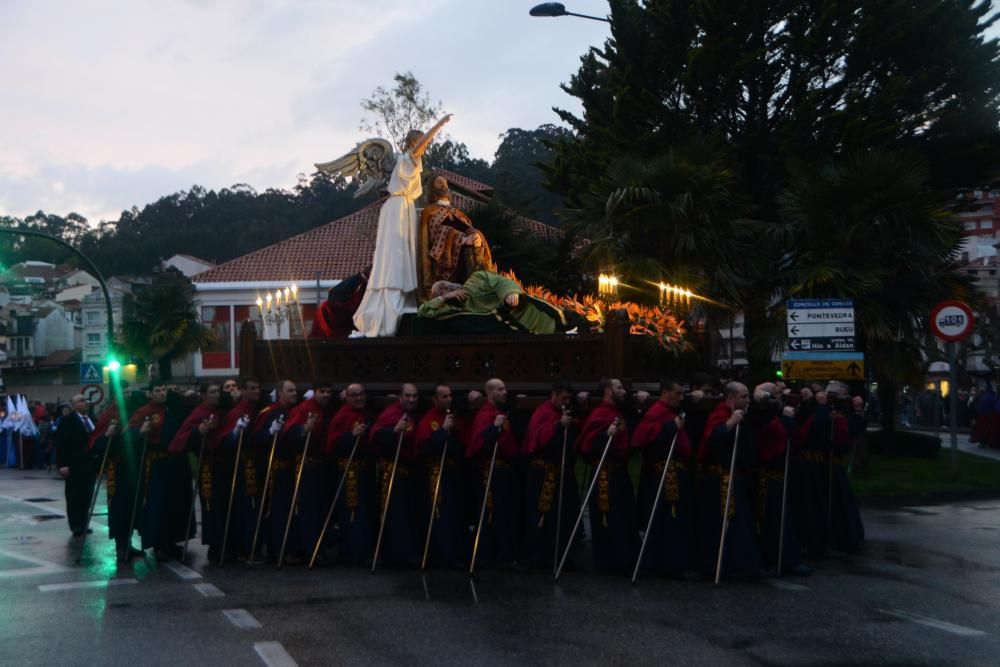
{"left": 1, "top": 467, "right": 999, "bottom": 666}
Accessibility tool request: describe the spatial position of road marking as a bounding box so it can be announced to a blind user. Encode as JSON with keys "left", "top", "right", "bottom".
{"left": 254, "top": 641, "right": 297, "bottom": 667}
{"left": 879, "top": 609, "right": 987, "bottom": 637}
{"left": 38, "top": 578, "right": 138, "bottom": 592}
{"left": 223, "top": 608, "right": 262, "bottom": 629}
{"left": 0, "top": 548, "right": 71, "bottom": 579}
{"left": 193, "top": 582, "right": 225, "bottom": 598}
{"left": 163, "top": 561, "right": 202, "bottom": 580}
{"left": 767, "top": 579, "right": 810, "bottom": 591}
{"left": 0, "top": 495, "right": 66, "bottom": 516}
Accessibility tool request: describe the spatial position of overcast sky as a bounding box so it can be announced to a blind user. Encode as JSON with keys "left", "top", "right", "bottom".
{"left": 0, "top": 0, "right": 611, "bottom": 224}
{"left": 1, "top": 1, "right": 998, "bottom": 225}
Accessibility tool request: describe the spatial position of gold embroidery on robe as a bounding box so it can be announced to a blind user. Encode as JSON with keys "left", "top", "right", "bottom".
{"left": 200, "top": 459, "right": 213, "bottom": 512}
{"left": 533, "top": 458, "right": 558, "bottom": 527}
{"left": 429, "top": 462, "right": 442, "bottom": 519}
{"left": 107, "top": 460, "right": 117, "bottom": 500}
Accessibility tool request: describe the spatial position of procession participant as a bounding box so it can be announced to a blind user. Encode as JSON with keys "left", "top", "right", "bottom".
{"left": 419, "top": 272, "right": 566, "bottom": 334}
{"left": 520, "top": 380, "right": 579, "bottom": 571}
{"left": 206, "top": 377, "right": 261, "bottom": 562}
{"left": 55, "top": 394, "right": 98, "bottom": 538}
{"left": 632, "top": 379, "right": 695, "bottom": 577}
{"left": 791, "top": 385, "right": 855, "bottom": 557}
{"left": 575, "top": 378, "right": 637, "bottom": 575}
{"left": 752, "top": 383, "right": 811, "bottom": 577}
{"left": 369, "top": 383, "right": 422, "bottom": 566}
{"left": 270, "top": 381, "right": 334, "bottom": 565}
{"left": 129, "top": 382, "right": 184, "bottom": 560}
{"left": 167, "top": 383, "right": 222, "bottom": 557}
{"left": 683, "top": 372, "right": 720, "bottom": 464}
{"left": 697, "top": 382, "right": 761, "bottom": 580}
{"left": 467, "top": 378, "right": 521, "bottom": 569}
{"left": 248, "top": 380, "right": 298, "bottom": 558}
{"left": 414, "top": 383, "right": 468, "bottom": 568}
{"left": 353, "top": 113, "right": 452, "bottom": 337}
{"left": 815, "top": 382, "right": 865, "bottom": 553}
{"left": 418, "top": 175, "right": 495, "bottom": 299}
{"left": 322, "top": 383, "right": 372, "bottom": 565}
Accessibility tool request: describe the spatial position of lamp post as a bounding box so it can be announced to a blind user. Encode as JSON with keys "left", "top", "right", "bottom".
{"left": 0, "top": 228, "right": 115, "bottom": 359}
{"left": 529, "top": 2, "right": 610, "bottom": 23}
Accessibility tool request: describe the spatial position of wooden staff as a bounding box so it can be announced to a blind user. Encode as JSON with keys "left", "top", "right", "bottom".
{"left": 182, "top": 415, "right": 215, "bottom": 563}
{"left": 631, "top": 431, "right": 680, "bottom": 584}
{"left": 248, "top": 414, "right": 284, "bottom": 567}
{"left": 127, "top": 418, "right": 151, "bottom": 552}
{"left": 777, "top": 435, "right": 792, "bottom": 577}
{"left": 555, "top": 417, "right": 619, "bottom": 582}
{"left": 421, "top": 410, "right": 451, "bottom": 571}
{"left": 309, "top": 425, "right": 365, "bottom": 569}
{"left": 76, "top": 423, "right": 117, "bottom": 564}
{"left": 372, "top": 419, "right": 406, "bottom": 574}
{"left": 714, "top": 422, "right": 742, "bottom": 586}
{"left": 553, "top": 407, "right": 569, "bottom": 577}
{"left": 277, "top": 421, "right": 313, "bottom": 570}
{"left": 469, "top": 439, "right": 498, "bottom": 577}
{"left": 218, "top": 415, "right": 248, "bottom": 567}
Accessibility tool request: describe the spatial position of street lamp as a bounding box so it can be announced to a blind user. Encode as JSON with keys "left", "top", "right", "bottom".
{"left": 529, "top": 3, "right": 610, "bottom": 23}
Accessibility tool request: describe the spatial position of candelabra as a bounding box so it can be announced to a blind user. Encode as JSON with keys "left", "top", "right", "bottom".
{"left": 597, "top": 273, "right": 619, "bottom": 299}
{"left": 658, "top": 282, "right": 692, "bottom": 308}
{"left": 256, "top": 284, "right": 300, "bottom": 339}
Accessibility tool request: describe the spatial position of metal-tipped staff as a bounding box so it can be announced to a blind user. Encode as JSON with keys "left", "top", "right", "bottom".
{"left": 277, "top": 422, "right": 314, "bottom": 569}
{"left": 218, "top": 415, "right": 249, "bottom": 566}
{"left": 76, "top": 423, "right": 117, "bottom": 563}
{"left": 127, "top": 418, "right": 151, "bottom": 553}
{"left": 553, "top": 407, "right": 569, "bottom": 577}
{"left": 183, "top": 415, "right": 215, "bottom": 563}
{"left": 372, "top": 418, "right": 406, "bottom": 574}
{"left": 631, "top": 431, "right": 680, "bottom": 584}
{"left": 555, "top": 417, "right": 619, "bottom": 582}
{"left": 714, "top": 422, "right": 742, "bottom": 586}
{"left": 309, "top": 425, "right": 366, "bottom": 569}
{"left": 249, "top": 414, "right": 284, "bottom": 567}
{"left": 777, "top": 435, "right": 792, "bottom": 577}
{"left": 422, "top": 410, "right": 451, "bottom": 571}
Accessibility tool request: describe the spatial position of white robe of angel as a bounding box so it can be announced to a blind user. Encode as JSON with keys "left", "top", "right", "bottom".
{"left": 353, "top": 151, "right": 422, "bottom": 337}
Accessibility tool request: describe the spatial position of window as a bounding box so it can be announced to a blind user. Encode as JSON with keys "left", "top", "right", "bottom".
{"left": 86, "top": 333, "right": 101, "bottom": 347}
{"left": 201, "top": 306, "right": 232, "bottom": 369}
{"left": 963, "top": 221, "right": 977, "bottom": 230}
{"left": 86, "top": 311, "right": 100, "bottom": 326}
{"left": 983, "top": 220, "right": 994, "bottom": 229}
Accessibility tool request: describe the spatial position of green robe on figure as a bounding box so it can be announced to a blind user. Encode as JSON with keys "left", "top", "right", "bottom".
{"left": 417, "top": 271, "right": 563, "bottom": 334}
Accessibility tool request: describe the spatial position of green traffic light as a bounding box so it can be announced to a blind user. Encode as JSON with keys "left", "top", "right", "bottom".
{"left": 107, "top": 359, "right": 121, "bottom": 372}
{"left": 775, "top": 369, "right": 783, "bottom": 378}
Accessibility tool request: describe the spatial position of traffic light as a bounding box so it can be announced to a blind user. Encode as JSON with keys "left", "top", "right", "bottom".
{"left": 775, "top": 369, "right": 783, "bottom": 379}
{"left": 107, "top": 357, "right": 121, "bottom": 372}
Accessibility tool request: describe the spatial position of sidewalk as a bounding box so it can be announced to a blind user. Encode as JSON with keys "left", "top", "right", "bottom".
{"left": 907, "top": 427, "right": 1000, "bottom": 462}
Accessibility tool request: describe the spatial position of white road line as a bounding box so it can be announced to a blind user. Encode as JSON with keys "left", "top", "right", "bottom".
{"left": 38, "top": 578, "right": 138, "bottom": 593}
{"left": 767, "top": 579, "right": 810, "bottom": 591}
{"left": 163, "top": 561, "right": 202, "bottom": 580}
{"left": 879, "top": 609, "right": 987, "bottom": 637}
{"left": 223, "top": 608, "right": 262, "bottom": 629}
{"left": 193, "top": 582, "right": 225, "bottom": 598}
{"left": 0, "top": 549, "right": 70, "bottom": 579}
{"left": 254, "top": 642, "right": 298, "bottom": 667}
{"left": 0, "top": 495, "right": 66, "bottom": 516}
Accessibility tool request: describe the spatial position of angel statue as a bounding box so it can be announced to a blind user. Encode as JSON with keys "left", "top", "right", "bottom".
{"left": 315, "top": 113, "right": 452, "bottom": 337}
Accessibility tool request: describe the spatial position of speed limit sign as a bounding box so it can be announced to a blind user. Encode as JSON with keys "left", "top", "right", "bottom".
{"left": 930, "top": 300, "right": 974, "bottom": 342}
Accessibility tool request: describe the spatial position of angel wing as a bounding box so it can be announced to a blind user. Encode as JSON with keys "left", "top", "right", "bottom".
{"left": 315, "top": 138, "right": 395, "bottom": 198}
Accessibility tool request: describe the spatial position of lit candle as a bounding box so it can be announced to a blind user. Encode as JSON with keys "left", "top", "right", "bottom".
{"left": 276, "top": 289, "right": 282, "bottom": 307}
{"left": 284, "top": 287, "right": 290, "bottom": 304}
{"left": 266, "top": 293, "right": 272, "bottom": 311}
{"left": 290, "top": 284, "right": 298, "bottom": 303}
{"left": 256, "top": 297, "right": 263, "bottom": 314}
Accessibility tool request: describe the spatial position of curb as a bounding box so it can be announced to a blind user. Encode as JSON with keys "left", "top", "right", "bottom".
{"left": 859, "top": 489, "right": 1000, "bottom": 508}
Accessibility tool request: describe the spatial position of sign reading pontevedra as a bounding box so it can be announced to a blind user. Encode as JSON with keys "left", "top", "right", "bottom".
{"left": 781, "top": 352, "right": 865, "bottom": 380}
{"left": 786, "top": 299, "right": 855, "bottom": 352}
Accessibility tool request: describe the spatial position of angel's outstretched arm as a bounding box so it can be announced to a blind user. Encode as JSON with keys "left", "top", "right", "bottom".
{"left": 411, "top": 114, "right": 453, "bottom": 159}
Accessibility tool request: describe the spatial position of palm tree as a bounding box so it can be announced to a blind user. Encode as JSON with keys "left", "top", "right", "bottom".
{"left": 120, "top": 272, "right": 214, "bottom": 381}
{"left": 764, "top": 150, "right": 971, "bottom": 431}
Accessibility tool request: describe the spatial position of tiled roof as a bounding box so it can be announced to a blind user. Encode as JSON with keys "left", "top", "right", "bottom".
{"left": 432, "top": 168, "right": 493, "bottom": 194}
{"left": 38, "top": 349, "right": 81, "bottom": 367}
{"left": 194, "top": 177, "right": 564, "bottom": 284}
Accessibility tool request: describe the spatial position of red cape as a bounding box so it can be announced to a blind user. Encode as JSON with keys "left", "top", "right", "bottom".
{"left": 282, "top": 397, "right": 332, "bottom": 444}
{"left": 632, "top": 400, "right": 690, "bottom": 458}
{"left": 87, "top": 404, "right": 120, "bottom": 451}
{"left": 698, "top": 402, "right": 733, "bottom": 463}
{"left": 522, "top": 401, "right": 562, "bottom": 457}
{"left": 574, "top": 400, "right": 627, "bottom": 458}
{"left": 210, "top": 398, "right": 258, "bottom": 450}
{"left": 323, "top": 404, "right": 369, "bottom": 455}
{"left": 757, "top": 417, "right": 788, "bottom": 463}
{"left": 251, "top": 402, "right": 290, "bottom": 434}
{"left": 168, "top": 403, "right": 222, "bottom": 454}
{"left": 468, "top": 401, "right": 519, "bottom": 459}
{"left": 792, "top": 411, "right": 849, "bottom": 450}
{"left": 370, "top": 403, "right": 418, "bottom": 458}
{"left": 128, "top": 401, "right": 167, "bottom": 445}
{"left": 414, "top": 406, "right": 464, "bottom": 455}
{"left": 309, "top": 290, "right": 364, "bottom": 338}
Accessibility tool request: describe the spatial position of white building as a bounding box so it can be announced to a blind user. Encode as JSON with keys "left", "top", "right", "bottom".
{"left": 163, "top": 254, "right": 217, "bottom": 278}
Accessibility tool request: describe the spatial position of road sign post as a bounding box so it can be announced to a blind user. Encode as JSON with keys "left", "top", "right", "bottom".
{"left": 930, "top": 300, "right": 974, "bottom": 475}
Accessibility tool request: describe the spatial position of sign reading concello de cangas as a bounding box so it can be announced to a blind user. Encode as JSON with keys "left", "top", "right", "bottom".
{"left": 781, "top": 351, "right": 865, "bottom": 380}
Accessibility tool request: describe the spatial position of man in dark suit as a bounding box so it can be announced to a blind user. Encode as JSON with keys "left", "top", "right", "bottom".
{"left": 56, "top": 394, "right": 98, "bottom": 536}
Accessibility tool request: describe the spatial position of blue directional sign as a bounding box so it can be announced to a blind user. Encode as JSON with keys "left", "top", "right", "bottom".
{"left": 79, "top": 362, "right": 103, "bottom": 384}
{"left": 786, "top": 299, "right": 855, "bottom": 352}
